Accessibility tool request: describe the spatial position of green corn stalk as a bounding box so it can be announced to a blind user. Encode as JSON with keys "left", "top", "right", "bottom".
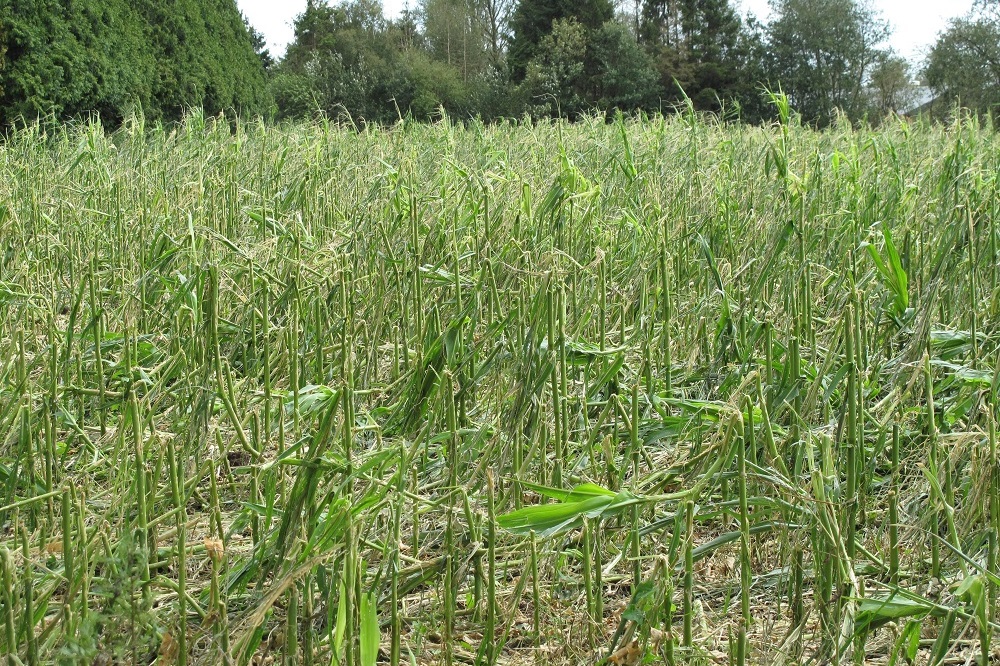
{"left": 21, "top": 527, "right": 37, "bottom": 666}
{"left": 486, "top": 472, "right": 497, "bottom": 665}
{"left": 737, "top": 400, "right": 752, "bottom": 666}
{"left": 845, "top": 306, "right": 858, "bottom": 561}
{"left": 61, "top": 486, "right": 74, "bottom": 637}
{"left": 925, "top": 352, "right": 941, "bottom": 579}
{"left": 582, "top": 518, "right": 596, "bottom": 647}
{"left": 683, "top": 501, "right": 695, "bottom": 649}
{"left": 531, "top": 533, "right": 540, "bottom": 648}
{"left": 889, "top": 423, "right": 900, "bottom": 585}
{"left": 1, "top": 548, "right": 15, "bottom": 663}
{"left": 168, "top": 441, "right": 188, "bottom": 666}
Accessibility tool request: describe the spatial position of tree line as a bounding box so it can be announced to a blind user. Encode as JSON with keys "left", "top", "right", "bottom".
{"left": 0, "top": 0, "right": 269, "bottom": 126}
{"left": 1, "top": 0, "right": 999, "bottom": 128}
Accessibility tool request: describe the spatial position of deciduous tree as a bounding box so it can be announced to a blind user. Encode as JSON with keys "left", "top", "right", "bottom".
{"left": 867, "top": 53, "right": 915, "bottom": 116}
{"left": 766, "top": 0, "right": 889, "bottom": 125}
{"left": 926, "top": 8, "right": 1000, "bottom": 116}
{"left": 509, "top": 0, "right": 614, "bottom": 81}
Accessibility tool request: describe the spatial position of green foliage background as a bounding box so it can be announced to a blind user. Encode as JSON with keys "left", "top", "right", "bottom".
{"left": 0, "top": 0, "right": 270, "bottom": 126}
{"left": 1, "top": 0, "right": 999, "bottom": 131}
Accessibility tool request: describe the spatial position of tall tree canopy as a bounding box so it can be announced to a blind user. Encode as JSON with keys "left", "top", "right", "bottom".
{"left": 141, "top": 0, "right": 270, "bottom": 121}
{"left": 0, "top": 0, "right": 269, "bottom": 126}
{"left": 273, "top": 0, "right": 520, "bottom": 123}
{"left": 519, "top": 17, "right": 658, "bottom": 117}
{"left": 423, "top": 0, "right": 488, "bottom": 81}
{"left": 13, "top": 0, "right": 986, "bottom": 126}
{"left": 867, "top": 52, "right": 915, "bottom": 116}
{"left": 765, "top": 0, "right": 888, "bottom": 125}
{"left": 508, "top": 0, "right": 615, "bottom": 80}
{"left": 273, "top": 0, "right": 414, "bottom": 121}
{"left": 640, "top": 0, "right": 747, "bottom": 111}
{"left": 926, "top": 3, "right": 1000, "bottom": 116}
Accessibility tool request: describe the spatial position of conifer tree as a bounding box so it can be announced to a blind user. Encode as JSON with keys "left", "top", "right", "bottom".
{"left": 640, "top": 0, "right": 744, "bottom": 110}
{"left": 0, "top": 0, "right": 269, "bottom": 125}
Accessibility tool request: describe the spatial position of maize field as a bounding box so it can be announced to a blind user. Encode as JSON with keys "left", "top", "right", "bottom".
{"left": 1, "top": 103, "right": 999, "bottom": 665}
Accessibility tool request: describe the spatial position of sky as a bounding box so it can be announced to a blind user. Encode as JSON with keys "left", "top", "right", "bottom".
{"left": 238, "top": 0, "right": 976, "bottom": 63}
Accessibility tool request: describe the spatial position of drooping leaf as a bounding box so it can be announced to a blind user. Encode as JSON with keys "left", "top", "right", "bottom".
{"left": 498, "top": 484, "right": 644, "bottom": 538}
{"left": 855, "top": 594, "right": 932, "bottom": 633}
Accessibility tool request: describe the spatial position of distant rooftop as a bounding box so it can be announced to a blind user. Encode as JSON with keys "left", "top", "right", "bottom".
{"left": 905, "top": 86, "right": 937, "bottom": 115}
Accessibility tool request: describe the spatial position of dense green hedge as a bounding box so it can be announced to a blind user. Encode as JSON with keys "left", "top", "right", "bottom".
{"left": 0, "top": 0, "right": 269, "bottom": 126}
